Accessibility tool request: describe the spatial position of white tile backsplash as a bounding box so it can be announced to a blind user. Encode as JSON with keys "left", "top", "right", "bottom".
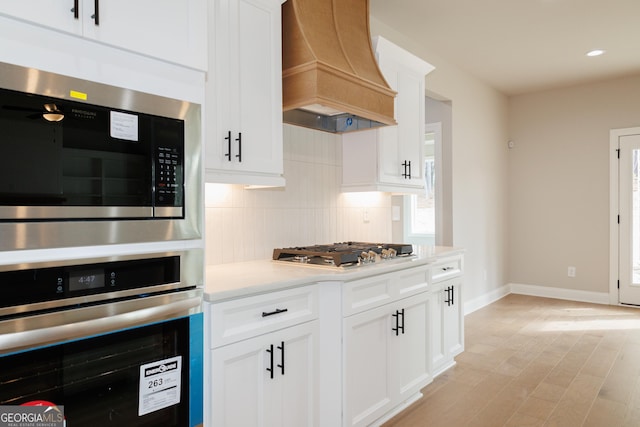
{"left": 204, "top": 125, "right": 392, "bottom": 265}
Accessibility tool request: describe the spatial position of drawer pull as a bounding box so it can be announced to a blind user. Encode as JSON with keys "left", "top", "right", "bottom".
{"left": 442, "top": 266, "right": 454, "bottom": 271}
{"left": 262, "top": 308, "right": 288, "bottom": 317}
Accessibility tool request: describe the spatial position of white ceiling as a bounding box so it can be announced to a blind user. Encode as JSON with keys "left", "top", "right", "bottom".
{"left": 370, "top": 0, "right": 640, "bottom": 96}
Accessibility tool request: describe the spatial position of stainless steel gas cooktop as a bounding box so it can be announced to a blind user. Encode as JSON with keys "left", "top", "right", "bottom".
{"left": 272, "top": 242, "right": 413, "bottom": 267}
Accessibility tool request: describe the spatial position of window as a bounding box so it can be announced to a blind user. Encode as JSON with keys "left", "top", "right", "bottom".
{"left": 404, "top": 122, "right": 441, "bottom": 245}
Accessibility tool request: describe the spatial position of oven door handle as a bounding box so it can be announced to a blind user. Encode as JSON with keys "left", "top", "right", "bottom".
{"left": 0, "top": 295, "right": 201, "bottom": 354}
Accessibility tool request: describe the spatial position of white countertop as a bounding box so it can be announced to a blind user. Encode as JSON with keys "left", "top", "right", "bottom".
{"left": 204, "top": 245, "right": 463, "bottom": 302}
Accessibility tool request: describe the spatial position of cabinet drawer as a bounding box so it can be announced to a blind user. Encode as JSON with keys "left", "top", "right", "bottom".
{"left": 343, "top": 267, "right": 428, "bottom": 316}
{"left": 210, "top": 285, "right": 318, "bottom": 348}
{"left": 431, "top": 256, "right": 463, "bottom": 283}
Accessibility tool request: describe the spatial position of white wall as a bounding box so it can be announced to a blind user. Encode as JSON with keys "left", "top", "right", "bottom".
{"left": 370, "top": 18, "right": 510, "bottom": 307}
{"left": 508, "top": 74, "right": 640, "bottom": 294}
{"left": 204, "top": 124, "right": 393, "bottom": 265}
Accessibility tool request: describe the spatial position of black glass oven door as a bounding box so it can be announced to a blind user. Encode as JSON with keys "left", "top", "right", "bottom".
{"left": 0, "top": 318, "right": 190, "bottom": 427}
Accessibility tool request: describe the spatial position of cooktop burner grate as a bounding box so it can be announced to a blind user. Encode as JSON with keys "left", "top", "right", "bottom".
{"left": 272, "top": 242, "right": 413, "bottom": 267}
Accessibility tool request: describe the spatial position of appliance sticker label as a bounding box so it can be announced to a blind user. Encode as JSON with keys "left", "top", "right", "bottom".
{"left": 138, "top": 356, "right": 182, "bottom": 416}
{"left": 69, "top": 90, "right": 87, "bottom": 100}
{"left": 110, "top": 111, "right": 139, "bottom": 141}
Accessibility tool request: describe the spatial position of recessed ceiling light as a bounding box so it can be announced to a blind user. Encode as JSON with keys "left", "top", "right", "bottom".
{"left": 586, "top": 49, "right": 606, "bottom": 57}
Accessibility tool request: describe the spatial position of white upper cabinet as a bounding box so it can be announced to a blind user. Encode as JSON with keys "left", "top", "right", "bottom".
{"left": 342, "top": 36, "right": 434, "bottom": 193}
{"left": 0, "top": 0, "right": 207, "bottom": 70}
{"left": 0, "top": 1, "right": 81, "bottom": 34}
{"left": 204, "top": 0, "right": 285, "bottom": 187}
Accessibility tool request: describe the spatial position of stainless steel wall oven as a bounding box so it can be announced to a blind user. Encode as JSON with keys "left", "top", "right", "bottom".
{"left": 0, "top": 250, "right": 204, "bottom": 427}
{"left": 0, "top": 61, "right": 202, "bottom": 251}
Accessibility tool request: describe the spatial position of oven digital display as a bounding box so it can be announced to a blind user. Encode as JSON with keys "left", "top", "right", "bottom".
{"left": 68, "top": 269, "right": 105, "bottom": 292}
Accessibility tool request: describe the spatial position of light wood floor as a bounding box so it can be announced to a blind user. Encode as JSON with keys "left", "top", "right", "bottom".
{"left": 383, "top": 294, "right": 640, "bottom": 427}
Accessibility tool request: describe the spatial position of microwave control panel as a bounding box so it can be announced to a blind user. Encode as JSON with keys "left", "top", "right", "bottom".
{"left": 155, "top": 145, "right": 183, "bottom": 205}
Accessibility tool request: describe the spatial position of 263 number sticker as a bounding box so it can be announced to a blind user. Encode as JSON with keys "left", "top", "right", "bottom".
{"left": 138, "top": 356, "right": 182, "bottom": 416}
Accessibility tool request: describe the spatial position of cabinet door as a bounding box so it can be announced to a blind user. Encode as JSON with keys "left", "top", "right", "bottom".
{"left": 390, "top": 293, "right": 431, "bottom": 402}
{"left": 0, "top": 1, "right": 81, "bottom": 34}
{"left": 80, "top": 0, "right": 206, "bottom": 69}
{"left": 377, "top": 61, "right": 424, "bottom": 188}
{"left": 211, "top": 331, "right": 269, "bottom": 427}
{"left": 430, "top": 279, "right": 464, "bottom": 377}
{"left": 206, "top": 0, "right": 284, "bottom": 185}
{"left": 211, "top": 321, "right": 318, "bottom": 427}
{"left": 429, "top": 284, "right": 447, "bottom": 376}
{"left": 343, "top": 304, "right": 393, "bottom": 427}
{"left": 271, "top": 321, "right": 319, "bottom": 427}
{"left": 444, "top": 280, "right": 464, "bottom": 359}
{"left": 342, "top": 37, "right": 432, "bottom": 193}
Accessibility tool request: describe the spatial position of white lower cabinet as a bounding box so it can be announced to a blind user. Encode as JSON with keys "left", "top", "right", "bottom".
{"left": 344, "top": 292, "right": 430, "bottom": 427}
{"left": 207, "top": 253, "right": 465, "bottom": 427}
{"left": 341, "top": 266, "right": 432, "bottom": 427}
{"left": 211, "top": 321, "right": 319, "bottom": 427}
{"left": 208, "top": 284, "right": 319, "bottom": 427}
{"left": 430, "top": 278, "right": 464, "bottom": 377}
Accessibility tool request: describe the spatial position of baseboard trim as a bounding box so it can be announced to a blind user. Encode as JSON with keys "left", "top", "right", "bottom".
{"left": 369, "top": 392, "right": 424, "bottom": 427}
{"left": 509, "top": 283, "right": 610, "bottom": 305}
{"left": 464, "top": 284, "right": 511, "bottom": 315}
{"left": 463, "top": 283, "right": 611, "bottom": 316}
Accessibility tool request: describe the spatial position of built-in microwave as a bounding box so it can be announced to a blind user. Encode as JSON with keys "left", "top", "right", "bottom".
{"left": 0, "top": 62, "right": 202, "bottom": 251}
{"left": 0, "top": 86, "right": 185, "bottom": 220}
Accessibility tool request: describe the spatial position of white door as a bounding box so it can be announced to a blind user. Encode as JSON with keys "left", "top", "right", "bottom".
{"left": 80, "top": 0, "right": 206, "bottom": 69}
{"left": 343, "top": 305, "right": 393, "bottom": 427}
{"left": 444, "top": 281, "right": 464, "bottom": 358}
{"left": 269, "top": 321, "right": 318, "bottom": 427}
{"left": 429, "top": 285, "right": 446, "bottom": 374}
{"left": 619, "top": 132, "right": 640, "bottom": 304}
{"left": 210, "top": 321, "right": 318, "bottom": 427}
{"left": 390, "top": 293, "right": 431, "bottom": 402}
{"left": 208, "top": 0, "right": 283, "bottom": 176}
{"left": 210, "top": 333, "right": 269, "bottom": 427}
{"left": 0, "top": 2, "right": 81, "bottom": 34}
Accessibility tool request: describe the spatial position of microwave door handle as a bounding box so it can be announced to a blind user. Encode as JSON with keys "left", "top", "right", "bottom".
{"left": 0, "top": 296, "right": 200, "bottom": 354}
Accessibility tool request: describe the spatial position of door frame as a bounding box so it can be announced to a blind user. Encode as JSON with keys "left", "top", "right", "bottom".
{"left": 610, "top": 127, "right": 640, "bottom": 305}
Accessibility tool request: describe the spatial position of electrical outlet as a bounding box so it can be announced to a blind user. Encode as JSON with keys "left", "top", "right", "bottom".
{"left": 568, "top": 266, "right": 576, "bottom": 277}
{"left": 363, "top": 208, "right": 370, "bottom": 223}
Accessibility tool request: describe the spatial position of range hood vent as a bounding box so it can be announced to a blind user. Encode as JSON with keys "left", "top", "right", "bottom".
{"left": 282, "top": 0, "right": 396, "bottom": 134}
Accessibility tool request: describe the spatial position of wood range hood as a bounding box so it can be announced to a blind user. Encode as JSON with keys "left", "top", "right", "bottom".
{"left": 282, "top": 0, "right": 396, "bottom": 133}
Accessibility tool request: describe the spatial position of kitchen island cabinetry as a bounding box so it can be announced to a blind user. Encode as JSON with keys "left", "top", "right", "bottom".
{"left": 429, "top": 256, "right": 464, "bottom": 376}
{"left": 207, "top": 284, "right": 319, "bottom": 427}
{"left": 0, "top": 0, "right": 206, "bottom": 70}
{"left": 204, "top": 0, "right": 285, "bottom": 187}
{"left": 205, "top": 248, "right": 464, "bottom": 427}
{"left": 342, "top": 36, "right": 434, "bottom": 193}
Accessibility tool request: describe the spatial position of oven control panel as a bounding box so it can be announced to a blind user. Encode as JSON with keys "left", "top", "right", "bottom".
{"left": 0, "top": 256, "right": 181, "bottom": 311}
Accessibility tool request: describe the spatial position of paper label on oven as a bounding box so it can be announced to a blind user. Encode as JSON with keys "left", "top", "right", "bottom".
{"left": 110, "top": 111, "right": 139, "bottom": 141}
{"left": 138, "top": 356, "right": 182, "bottom": 416}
